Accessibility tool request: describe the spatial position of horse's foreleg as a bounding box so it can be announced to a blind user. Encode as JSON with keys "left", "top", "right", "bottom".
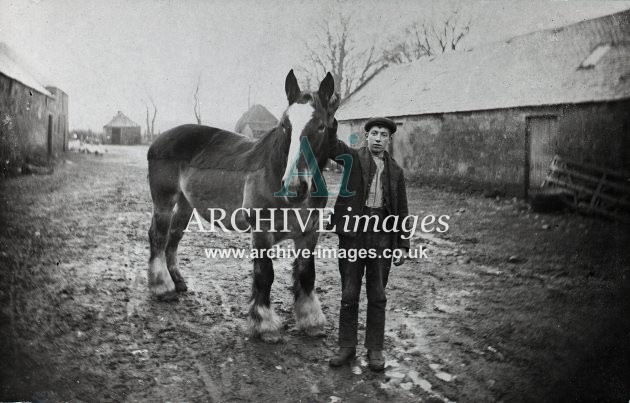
{"left": 293, "top": 232, "right": 326, "bottom": 336}
{"left": 248, "top": 245, "right": 282, "bottom": 342}
{"left": 165, "top": 195, "right": 192, "bottom": 292}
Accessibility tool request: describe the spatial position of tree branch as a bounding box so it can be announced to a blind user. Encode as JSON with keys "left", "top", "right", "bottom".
{"left": 193, "top": 74, "right": 202, "bottom": 124}
{"left": 384, "top": 11, "right": 470, "bottom": 65}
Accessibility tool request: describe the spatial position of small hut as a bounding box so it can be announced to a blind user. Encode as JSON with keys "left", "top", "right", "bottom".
{"left": 234, "top": 104, "right": 278, "bottom": 139}
{"left": 104, "top": 111, "right": 141, "bottom": 145}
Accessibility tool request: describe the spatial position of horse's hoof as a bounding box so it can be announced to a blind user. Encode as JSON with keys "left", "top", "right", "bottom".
{"left": 156, "top": 291, "right": 179, "bottom": 302}
{"left": 174, "top": 281, "right": 188, "bottom": 293}
{"left": 260, "top": 331, "right": 283, "bottom": 343}
{"left": 304, "top": 326, "right": 327, "bottom": 338}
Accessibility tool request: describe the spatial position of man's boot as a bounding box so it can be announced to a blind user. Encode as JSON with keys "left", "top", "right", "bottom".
{"left": 367, "top": 350, "right": 385, "bottom": 371}
{"left": 329, "top": 347, "right": 356, "bottom": 367}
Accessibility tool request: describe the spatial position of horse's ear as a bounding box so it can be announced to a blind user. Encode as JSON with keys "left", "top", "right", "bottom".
{"left": 285, "top": 70, "right": 301, "bottom": 105}
{"left": 318, "top": 72, "right": 335, "bottom": 105}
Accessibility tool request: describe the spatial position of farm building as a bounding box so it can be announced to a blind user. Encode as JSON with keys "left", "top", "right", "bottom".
{"left": 234, "top": 104, "right": 278, "bottom": 139}
{"left": 104, "top": 111, "right": 141, "bottom": 145}
{"left": 336, "top": 9, "right": 630, "bottom": 197}
{"left": 0, "top": 43, "right": 69, "bottom": 166}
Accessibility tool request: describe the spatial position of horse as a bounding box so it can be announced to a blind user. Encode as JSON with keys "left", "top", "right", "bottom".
{"left": 146, "top": 70, "right": 339, "bottom": 342}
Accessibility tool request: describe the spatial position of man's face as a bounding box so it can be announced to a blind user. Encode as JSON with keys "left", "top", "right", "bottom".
{"left": 365, "top": 125, "right": 391, "bottom": 155}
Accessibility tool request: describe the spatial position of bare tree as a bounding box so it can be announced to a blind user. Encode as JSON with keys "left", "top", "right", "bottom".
{"left": 145, "top": 98, "right": 157, "bottom": 141}
{"left": 383, "top": 12, "right": 471, "bottom": 64}
{"left": 299, "top": 13, "right": 386, "bottom": 99}
{"left": 193, "top": 74, "right": 202, "bottom": 124}
{"left": 300, "top": 8, "right": 471, "bottom": 100}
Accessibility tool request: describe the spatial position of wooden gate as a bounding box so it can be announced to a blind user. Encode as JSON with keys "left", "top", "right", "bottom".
{"left": 526, "top": 116, "right": 558, "bottom": 192}
{"left": 543, "top": 155, "right": 630, "bottom": 223}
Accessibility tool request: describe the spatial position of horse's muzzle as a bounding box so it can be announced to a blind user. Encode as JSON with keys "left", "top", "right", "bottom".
{"left": 283, "top": 179, "right": 310, "bottom": 203}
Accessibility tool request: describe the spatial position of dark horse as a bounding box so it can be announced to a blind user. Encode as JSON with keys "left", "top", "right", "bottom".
{"left": 146, "top": 70, "right": 339, "bottom": 342}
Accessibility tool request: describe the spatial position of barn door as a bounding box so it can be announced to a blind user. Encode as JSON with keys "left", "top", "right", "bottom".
{"left": 526, "top": 116, "right": 558, "bottom": 191}
{"left": 111, "top": 128, "right": 122, "bottom": 144}
{"left": 47, "top": 115, "right": 53, "bottom": 156}
{"left": 61, "top": 115, "right": 66, "bottom": 151}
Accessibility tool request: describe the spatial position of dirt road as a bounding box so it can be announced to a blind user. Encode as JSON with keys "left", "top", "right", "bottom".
{"left": 1, "top": 146, "right": 628, "bottom": 402}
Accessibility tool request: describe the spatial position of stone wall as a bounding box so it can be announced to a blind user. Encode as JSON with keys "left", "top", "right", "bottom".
{"left": 338, "top": 100, "right": 630, "bottom": 196}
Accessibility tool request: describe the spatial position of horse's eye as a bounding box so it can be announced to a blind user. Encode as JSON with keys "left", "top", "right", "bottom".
{"left": 318, "top": 124, "right": 326, "bottom": 132}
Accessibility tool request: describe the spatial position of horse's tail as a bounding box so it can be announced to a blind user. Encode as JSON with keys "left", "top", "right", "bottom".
{"left": 146, "top": 125, "right": 198, "bottom": 204}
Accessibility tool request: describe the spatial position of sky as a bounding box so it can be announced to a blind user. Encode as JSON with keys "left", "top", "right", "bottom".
{"left": 1, "top": 0, "right": 629, "bottom": 132}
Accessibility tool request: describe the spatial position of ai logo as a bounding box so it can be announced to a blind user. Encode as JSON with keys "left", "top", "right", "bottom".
{"left": 274, "top": 136, "right": 356, "bottom": 198}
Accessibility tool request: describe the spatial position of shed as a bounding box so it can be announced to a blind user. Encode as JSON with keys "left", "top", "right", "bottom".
{"left": 234, "top": 104, "right": 278, "bottom": 139}
{"left": 0, "top": 43, "right": 68, "bottom": 165}
{"left": 337, "top": 9, "right": 630, "bottom": 197}
{"left": 104, "top": 111, "right": 141, "bottom": 145}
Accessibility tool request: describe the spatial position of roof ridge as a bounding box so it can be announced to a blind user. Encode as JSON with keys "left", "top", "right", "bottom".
{"left": 234, "top": 103, "right": 278, "bottom": 133}
{"left": 0, "top": 42, "right": 53, "bottom": 96}
{"left": 469, "top": 7, "right": 630, "bottom": 52}
{"left": 104, "top": 111, "right": 140, "bottom": 127}
{"left": 399, "top": 7, "right": 630, "bottom": 69}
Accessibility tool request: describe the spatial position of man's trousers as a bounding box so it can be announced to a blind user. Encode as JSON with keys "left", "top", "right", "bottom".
{"left": 337, "top": 213, "right": 392, "bottom": 350}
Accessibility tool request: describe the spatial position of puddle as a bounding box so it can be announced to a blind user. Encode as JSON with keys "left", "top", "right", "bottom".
{"left": 382, "top": 309, "right": 456, "bottom": 402}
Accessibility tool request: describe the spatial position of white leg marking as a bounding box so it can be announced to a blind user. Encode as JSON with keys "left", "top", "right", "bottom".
{"left": 247, "top": 301, "right": 282, "bottom": 342}
{"left": 148, "top": 253, "right": 175, "bottom": 295}
{"left": 294, "top": 292, "right": 326, "bottom": 335}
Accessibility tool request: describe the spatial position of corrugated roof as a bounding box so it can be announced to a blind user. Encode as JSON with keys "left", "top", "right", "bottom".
{"left": 104, "top": 111, "right": 140, "bottom": 128}
{"left": 337, "top": 9, "right": 630, "bottom": 120}
{"left": 0, "top": 43, "right": 52, "bottom": 97}
{"left": 234, "top": 104, "right": 278, "bottom": 133}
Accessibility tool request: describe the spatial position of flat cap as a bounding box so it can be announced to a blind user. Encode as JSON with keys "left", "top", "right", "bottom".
{"left": 364, "top": 117, "right": 397, "bottom": 134}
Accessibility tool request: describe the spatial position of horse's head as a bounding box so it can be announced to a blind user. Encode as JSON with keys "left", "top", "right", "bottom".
{"left": 279, "top": 69, "right": 339, "bottom": 203}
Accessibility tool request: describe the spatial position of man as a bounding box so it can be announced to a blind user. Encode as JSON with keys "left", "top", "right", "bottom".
{"left": 326, "top": 116, "right": 411, "bottom": 371}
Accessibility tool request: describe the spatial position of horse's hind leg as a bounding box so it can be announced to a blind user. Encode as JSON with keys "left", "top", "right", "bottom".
{"left": 148, "top": 201, "right": 177, "bottom": 300}
{"left": 148, "top": 160, "right": 179, "bottom": 301}
{"left": 248, "top": 233, "right": 282, "bottom": 343}
{"left": 293, "top": 231, "right": 326, "bottom": 336}
{"left": 165, "top": 194, "right": 192, "bottom": 292}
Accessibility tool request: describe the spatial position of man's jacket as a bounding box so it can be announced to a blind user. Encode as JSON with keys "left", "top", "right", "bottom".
{"left": 326, "top": 121, "right": 411, "bottom": 251}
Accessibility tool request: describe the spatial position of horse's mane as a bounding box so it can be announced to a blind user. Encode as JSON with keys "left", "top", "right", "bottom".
{"left": 147, "top": 123, "right": 290, "bottom": 173}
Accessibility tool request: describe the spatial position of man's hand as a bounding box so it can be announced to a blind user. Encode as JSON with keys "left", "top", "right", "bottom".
{"left": 393, "top": 249, "right": 407, "bottom": 266}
